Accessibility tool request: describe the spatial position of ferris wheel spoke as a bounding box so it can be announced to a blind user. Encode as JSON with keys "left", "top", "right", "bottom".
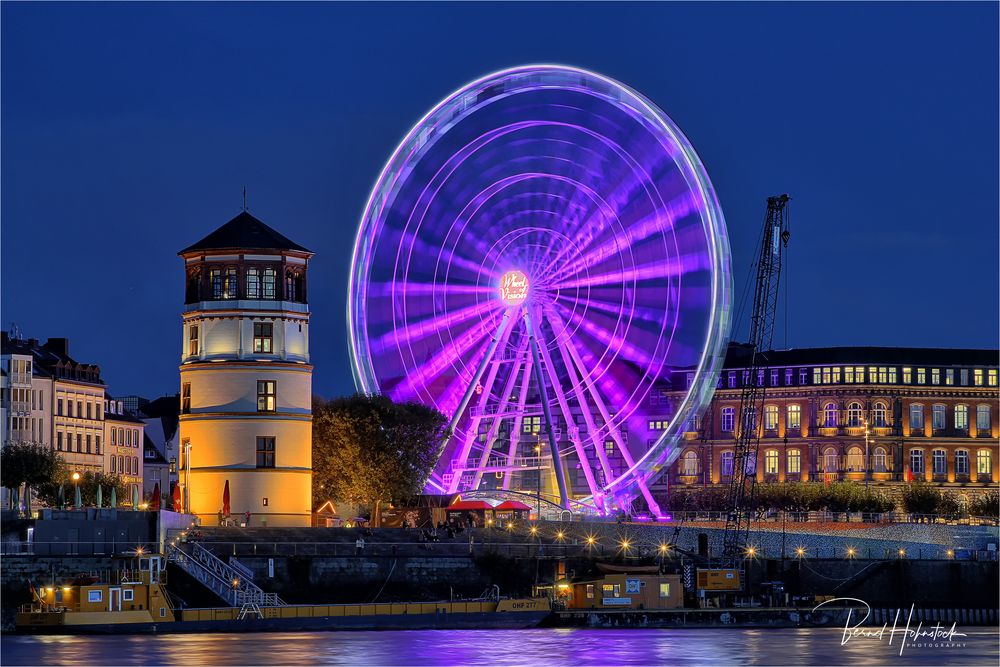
{"left": 373, "top": 299, "right": 497, "bottom": 354}
{"left": 551, "top": 300, "right": 657, "bottom": 371}
{"left": 501, "top": 352, "right": 535, "bottom": 491}
{"left": 445, "top": 316, "right": 518, "bottom": 493}
{"left": 548, "top": 252, "right": 703, "bottom": 293}
{"left": 530, "top": 306, "right": 601, "bottom": 499}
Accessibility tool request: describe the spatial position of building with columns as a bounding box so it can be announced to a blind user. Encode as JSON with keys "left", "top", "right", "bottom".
{"left": 661, "top": 344, "right": 999, "bottom": 505}
{"left": 177, "top": 211, "right": 313, "bottom": 527}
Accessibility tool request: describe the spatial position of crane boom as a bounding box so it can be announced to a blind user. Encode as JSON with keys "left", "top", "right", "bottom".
{"left": 721, "top": 194, "right": 791, "bottom": 563}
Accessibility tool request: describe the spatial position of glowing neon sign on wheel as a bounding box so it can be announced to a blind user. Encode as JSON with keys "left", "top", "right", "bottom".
{"left": 348, "top": 65, "right": 731, "bottom": 514}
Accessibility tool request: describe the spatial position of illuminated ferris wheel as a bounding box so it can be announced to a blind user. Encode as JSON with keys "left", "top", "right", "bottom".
{"left": 348, "top": 65, "right": 731, "bottom": 514}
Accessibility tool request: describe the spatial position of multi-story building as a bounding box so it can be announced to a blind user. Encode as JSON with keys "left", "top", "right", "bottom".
{"left": 177, "top": 210, "right": 313, "bottom": 527}
{"left": 662, "top": 344, "right": 999, "bottom": 504}
{"left": 139, "top": 394, "right": 180, "bottom": 496}
{"left": 105, "top": 395, "right": 145, "bottom": 501}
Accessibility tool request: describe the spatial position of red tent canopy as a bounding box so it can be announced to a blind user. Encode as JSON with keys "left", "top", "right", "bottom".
{"left": 449, "top": 500, "right": 496, "bottom": 511}
{"left": 494, "top": 500, "right": 532, "bottom": 511}
{"left": 150, "top": 483, "right": 161, "bottom": 511}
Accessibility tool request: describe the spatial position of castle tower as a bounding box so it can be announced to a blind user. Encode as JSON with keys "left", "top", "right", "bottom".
{"left": 177, "top": 211, "right": 313, "bottom": 527}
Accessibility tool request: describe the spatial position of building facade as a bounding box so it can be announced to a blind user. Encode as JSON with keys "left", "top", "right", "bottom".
{"left": 177, "top": 211, "right": 313, "bottom": 527}
{"left": 661, "top": 344, "right": 999, "bottom": 504}
{"left": 104, "top": 396, "right": 144, "bottom": 500}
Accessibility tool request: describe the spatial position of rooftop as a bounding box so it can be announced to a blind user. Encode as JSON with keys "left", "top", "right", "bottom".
{"left": 178, "top": 211, "right": 311, "bottom": 255}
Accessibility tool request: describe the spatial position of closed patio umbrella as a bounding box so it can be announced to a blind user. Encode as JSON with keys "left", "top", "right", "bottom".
{"left": 150, "top": 483, "right": 161, "bottom": 511}
{"left": 110, "top": 486, "right": 117, "bottom": 508}
{"left": 222, "top": 480, "right": 231, "bottom": 517}
{"left": 132, "top": 485, "right": 140, "bottom": 509}
{"left": 57, "top": 484, "right": 65, "bottom": 510}
{"left": 171, "top": 484, "right": 182, "bottom": 512}
{"left": 96, "top": 485, "right": 103, "bottom": 508}
{"left": 74, "top": 485, "right": 82, "bottom": 509}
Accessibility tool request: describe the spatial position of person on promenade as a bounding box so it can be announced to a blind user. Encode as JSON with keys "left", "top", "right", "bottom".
{"left": 356, "top": 536, "right": 365, "bottom": 556}
{"left": 244, "top": 510, "right": 251, "bottom": 527}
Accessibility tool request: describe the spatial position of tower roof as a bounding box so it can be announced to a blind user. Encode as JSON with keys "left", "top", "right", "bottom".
{"left": 179, "top": 211, "right": 312, "bottom": 255}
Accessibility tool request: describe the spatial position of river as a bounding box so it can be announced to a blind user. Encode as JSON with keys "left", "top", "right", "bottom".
{"left": 3, "top": 627, "right": 998, "bottom": 665}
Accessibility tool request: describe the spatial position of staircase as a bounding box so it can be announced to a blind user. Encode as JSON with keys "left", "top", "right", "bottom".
{"left": 168, "top": 541, "right": 284, "bottom": 607}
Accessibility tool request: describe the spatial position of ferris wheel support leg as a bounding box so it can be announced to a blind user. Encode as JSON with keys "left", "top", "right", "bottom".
{"left": 522, "top": 309, "right": 570, "bottom": 510}
{"left": 501, "top": 356, "right": 534, "bottom": 491}
{"left": 441, "top": 309, "right": 514, "bottom": 493}
{"left": 470, "top": 338, "right": 528, "bottom": 490}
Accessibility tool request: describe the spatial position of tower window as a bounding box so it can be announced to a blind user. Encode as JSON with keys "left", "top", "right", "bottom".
{"left": 257, "top": 381, "right": 276, "bottom": 412}
{"left": 210, "top": 269, "right": 223, "bottom": 299}
{"left": 188, "top": 326, "right": 199, "bottom": 356}
{"left": 223, "top": 267, "right": 238, "bottom": 299}
{"left": 256, "top": 437, "right": 276, "bottom": 468}
{"left": 262, "top": 268, "right": 277, "bottom": 299}
{"left": 246, "top": 268, "right": 260, "bottom": 299}
{"left": 254, "top": 323, "right": 273, "bottom": 354}
{"left": 181, "top": 383, "right": 191, "bottom": 414}
{"left": 285, "top": 271, "right": 297, "bottom": 302}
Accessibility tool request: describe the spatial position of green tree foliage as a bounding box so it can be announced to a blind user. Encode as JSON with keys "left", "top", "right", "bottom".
{"left": 901, "top": 482, "right": 942, "bottom": 516}
{"left": 36, "top": 469, "right": 129, "bottom": 509}
{"left": 312, "top": 393, "right": 449, "bottom": 523}
{"left": 969, "top": 490, "right": 998, "bottom": 520}
{"left": 0, "top": 443, "right": 63, "bottom": 509}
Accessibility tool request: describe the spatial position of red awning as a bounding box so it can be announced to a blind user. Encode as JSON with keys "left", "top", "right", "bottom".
{"left": 494, "top": 500, "right": 532, "bottom": 511}
{"left": 449, "top": 500, "right": 496, "bottom": 511}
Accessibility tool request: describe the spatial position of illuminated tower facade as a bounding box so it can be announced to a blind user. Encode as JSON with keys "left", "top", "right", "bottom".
{"left": 178, "top": 211, "right": 313, "bottom": 527}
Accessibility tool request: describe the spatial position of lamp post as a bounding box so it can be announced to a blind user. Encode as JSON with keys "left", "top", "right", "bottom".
{"left": 535, "top": 439, "right": 542, "bottom": 520}
{"left": 864, "top": 420, "right": 870, "bottom": 490}
{"left": 71, "top": 472, "right": 81, "bottom": 509}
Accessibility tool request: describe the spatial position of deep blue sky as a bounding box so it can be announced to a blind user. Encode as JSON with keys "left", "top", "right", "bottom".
{"left": 3, "top": 2, "right": 997, "bottom": 400}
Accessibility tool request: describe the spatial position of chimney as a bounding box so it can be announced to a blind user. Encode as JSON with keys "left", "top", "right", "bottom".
{"left": 44, "top": 338, "right": 70, "bottom": 356}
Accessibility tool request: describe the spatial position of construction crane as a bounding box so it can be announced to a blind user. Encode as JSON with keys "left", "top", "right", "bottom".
{"left": 720, "top": 194, "right": 791, "bottom": 563}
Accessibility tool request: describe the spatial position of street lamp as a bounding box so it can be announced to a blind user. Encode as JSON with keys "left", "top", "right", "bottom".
{"left": 864, "top": 419, "right": 871, "bottom": 490}
{"left": 71, "top": 472, "right": 81, "bottom": 509}
{"left": 534, "top": 440, "right": 542, "bottom": 520}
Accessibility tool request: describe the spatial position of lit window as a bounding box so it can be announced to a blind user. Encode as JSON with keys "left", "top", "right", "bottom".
{"left": 845, "top": 366, "right": 854, "bottom": 384}
{"left": 822, "top": 368, "right": 831, "bottom": 384}
{"left": 932, "top": 405, "right": 946, "bottom": 430}
{"left": 824, "top": 448, "right": 838, "bottom": 472}
{"left": 877, "top": 367, "right": 887, "bottom": 383}
{"left": 903, "top": 367, "right": 912, "bottom": 384}
{"left": 88, "top": 590, "right": 102, "bottom": 603}
{"left": 523, "top": 416, "right": 541, "bottom": 434}
{"left": 720, "top": 407, "right": 735, "bottom": 432}
{"left": 764, "top": 405, "right": 778, "bottom": 431}
{"left": 742, "top": 370, "right": 750, "bottom": 386}
{"left": 988, "top": 369, "right": 997, "bottom": 387}
{"left": 681, "top": 451, "right": 699, "bottom": 475}
{"left": 257, "top": 381, "right": 276, "bottom": 412}
{"left": 604, "top": 441, "right": 615, "bottom": 455}
{"left": 256, "top": 437, "right": 276, "bottom": 468}
{"left": 246, "top": 268, "right": 260, "bottom": 299}
{"left": 932, "top": 450, "right": 947, "bottom": 475}
{"left": 262, "top": 268, "right": 277, "bottom": 299}
{"left": 787, "top": 405, "right": 801, "bottom": 430}
{"left": 253, "top": 322, "right": 273, "bottom": 354}
{"left": 955, "top": 405, "right": 969, "bottom": 431}
{"left": 909, "top": 404, "right": 924, "bottom": 430}
{"left": 945, "top": 369, "right": 954, "bottom": 386}
{"left": 910, "top": 449, "right": 924, "bottom": 474}
{"left": 222, "top": 267, "right": 238, "bottom": 299}
{"left": 181, "top": 383, "right": 191, "bottom": 415}
{"left": 888, "top": 367, "right": 897, "bottom": 383}
{"left": 847, "top": 402, "right": 863, "bottom": 427}
{"left": 846, "top": 447, "right": 864, "bottom": 471}
{"left": 764, "top": 450, "right": 778, "bottom": 475}
{"left": 720, "top": 451, "right": 734, "bottom": 476}
{"left": 210, "top": 269, "right": 222, "bottom": 299}
{"left": 855, "top": 366, "right": 865, "bottom": 383}
{"left": 787, "top": 449, "right": 801, "bottom": 474}
{"left": 974, "top": 369, "right": 984, "bottom": 386}
{"left": 976, "top": 405, "right": 991, "bottom": 432}
{"left": 931, "top": 369, "right": 940, "bottom": 385}
{"left": 169, "top": 457, "right": 177, "bottom": 474}
{"left": 813, "top": 368, "right": 821, "bottom": 384}
{"left": 917, "top": 368, "right": 926, "bottom": 385}
{"left": 976, "top": 449, "right": 992, "bottom": 476}
{"left": 586, "top": 584, "right": 594, "bottom": 599}
{"left": 873, "top": 447, "right": 887, "bottom": 473}
{"left": 955, "top": 451, "right": 969, "bottom": 475}
{"left": 757, "top": 369, "right": 765, "bottom": 387}
{"left": 832, "top": 367, "right": 841, "bottom": 384}
{"left": 871, "top": 402, "right": 887, "bottom": 428}
{"left": 770, "top": 370, "right": 778, "bottom": 386}
{"left": 659, "top": 583, "right": 671, "bottom": 598}
{"left": 785, "top": 369, "right": 793, "bottom": 385}
{"left": 823, "top": 403, "right": 837, "bottom": 428}
{"left": 188, "top": 326, "right": 199, "bottom": 356}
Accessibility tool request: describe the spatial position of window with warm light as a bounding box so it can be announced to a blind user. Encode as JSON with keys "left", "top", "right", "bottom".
{"left": 787, "top": 449, "right": 801, "bottom": 474}
{"left": 764, "top": 405, "right": 778, "bottom": 431}
{"left": 976, "top": 449, "right": 992, "bottom": 476}
{"left": 903, "top": 367, "right": 912, "bottom": 384}
{"left": 872, "top": 402, "right": 888, "bottom": 428}
{"left": 917, "top": 368, "right": 926, "bottom": 384}
{"left": 974, "top": 369, "right": 984, "bottom": 386}
{"left": 988, "top": 369, "right": 998, "bottom": 387}
{"left": 945, "top": 369, "right": 954, "bottom": 386}
{"left": 586, "top": 584, "right": 594, "bottom": 599}
{"left": 681, "top": 450, "right": 700, "bottom": 475}
{"left": 787, "top": 404, "right": 801, "bottom": 430}
{"left": 764, "top": 450, "right": 779, "bottom": 475}
{"left": 188, "top": 326, "right": 199, "bottom": 356}
{"left": 253, "top": 322, "right": 273, "bottom": 353}
{"left": 846, "top": 447, "right": 864, "bottom": 472}
{"left": 659, "top": 583, "right": 671, "bottom": 598}
{"left": 847, "top": 402, "right": 863, "bottom": 427}
{"left": 257, "top": 381, "right": 276, "bottom": 412}
{"left": 955, "top": 405, "right": 969, "bottom": 431}
{"left": 845, "top": 366, "right": 855, "bottom": 384}
{"left": 873, "top": 447, "right": 887, "bottom": 472}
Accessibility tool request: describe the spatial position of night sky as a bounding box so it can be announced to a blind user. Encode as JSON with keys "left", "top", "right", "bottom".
{"left": 2, "top": 2, "right": 997, "bottom": 401}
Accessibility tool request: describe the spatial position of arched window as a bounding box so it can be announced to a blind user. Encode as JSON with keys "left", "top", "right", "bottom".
{"left": 873, "top": 446, "right": 887, "bottom": 472}
{"left": 720, "top": 451, "right": 734, "bottom": 476}
{"left": 955, "top": 450, "right": 969, "bottom": 475}
{"left": 720, "top": 407, "right": 735, "bottom": 432}
{"left": 976, "top": 449, "right": 992, "bottom": 477}
{"left": 786, "top": 404, "right": 801, "bottom": 430}
{"left": 847, "top": 402, "right": 863, "bottom": 427}
{"left": 909, "top": 404, "right": 924, "bottom": 430}
{"left": 764, "top": 450, "right": 779, "bottom": 475}
{"left": 977, "top": 405, "right": 992, "bottom": 433}
{"left": 787, "top": 449, "right": 801, "bottom": 474}
{"left": 846, "top": 446, "right": 864, "bottom": 471}
{"left": 871, "top": 402, "right": 888, "bottom": 428}
{"left": 954, "top": 405, "right": 969, "bottom": 431}
{"left": 764, "top": 405, "right": 779, "bottom": 431}
{"left": 824, "top": 447, "right": 839, "bottom": 472}
{"left": 681, "top": 450, "right": 699, "bottom": 476}
{"left": 823, "top": 403, "right": 838, "bottom": 428}
{"left": 932, "top": 449, "right": 947, "bottom": 475}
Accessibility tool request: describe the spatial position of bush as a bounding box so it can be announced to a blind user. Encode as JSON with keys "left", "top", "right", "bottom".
{"left": 969, "top": 491, "right": 999, "bottom": 520}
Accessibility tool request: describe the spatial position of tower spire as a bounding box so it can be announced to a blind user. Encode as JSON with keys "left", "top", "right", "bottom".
{"left": 242, "top": 187, "right": 247, "bottom": 212}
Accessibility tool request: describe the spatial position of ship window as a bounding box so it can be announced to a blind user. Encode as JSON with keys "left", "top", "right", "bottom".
{"left": 160, "top": 607, "right": 167, "bottom": 617}
{"left": 123, "top": 589, "right": 134, "bottom": 602}
{"left": 88, "top": 590, "right": 102, "bottom": 602}
{"left": 586, "top": 584, "right": 594, "bottom": 599}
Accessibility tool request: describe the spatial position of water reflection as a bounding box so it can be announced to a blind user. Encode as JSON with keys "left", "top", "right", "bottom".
{"left": 2, "top": 628, "right": 997, "bottom": 666}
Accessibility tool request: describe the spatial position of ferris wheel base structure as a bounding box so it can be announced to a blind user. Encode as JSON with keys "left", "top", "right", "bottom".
{"left": 348, "top": 65, "right": 732, "bottom": 516}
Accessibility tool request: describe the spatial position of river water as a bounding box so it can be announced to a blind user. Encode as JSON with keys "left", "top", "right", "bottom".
{"left": 3, "top": 627, "right": 998, "bottom": 665}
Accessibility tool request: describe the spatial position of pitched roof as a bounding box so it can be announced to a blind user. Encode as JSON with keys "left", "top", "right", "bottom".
{"left": 178, "top": 211, "right": 311, "bottom": 255}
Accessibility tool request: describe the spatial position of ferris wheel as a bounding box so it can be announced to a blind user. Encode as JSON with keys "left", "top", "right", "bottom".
{"left": 348, "top": 65, "right": 731, "bottom": 514}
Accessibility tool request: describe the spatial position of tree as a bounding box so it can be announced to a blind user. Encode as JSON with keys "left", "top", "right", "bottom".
{"left": 312, "top": 393, "right": 449, "bottom": 524}
{"left": 901, "top": 482, "right": 941, "bottom": 517}
{"left": 969, "top": 491, "right": 999, "bottom": 521}
{"left": 36, "top": 469, "right": 128, "bottom": 509}
{"left": 1, "top": 443, "right": 63, "bottom": 510}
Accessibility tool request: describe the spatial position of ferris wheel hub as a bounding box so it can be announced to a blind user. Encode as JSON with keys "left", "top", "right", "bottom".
{"left": 499, "top": 270, "right": 530, "bottom": 306}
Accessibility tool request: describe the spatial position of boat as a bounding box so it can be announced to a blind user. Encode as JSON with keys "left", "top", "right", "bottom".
{"left": 15, "top": 557, "right": 551, "bottom": 634}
